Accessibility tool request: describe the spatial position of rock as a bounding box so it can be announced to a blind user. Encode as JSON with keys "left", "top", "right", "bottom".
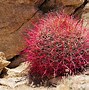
{"left": 39, "top": 0, "right": 62, "bottom": 13}
{"left": 0, "top": 0, "right": 45, "bottom": 6}
{"left": 0, "top": 76, "right": 28, "bottom": 88}
{"left": 0, "top": 84, "right": 56, "bottom": 90}
{"left": 82, "top": 3, "right": 89, "bottom": 17}
{"left": 62, "top": 6, "right": 76, "bottom": 15}
{"left": 61, "top": 0, "right": 84, "bottom": 6}
{"left": 6, "top": 62, "right": 29, "bottom": 77}
{"left": 39, "top": 0, "right": 86, "bottom": 17}
{"left": 57, "top": 75, "right": 89, "bottom": 90}
{"left": 0, "top": 52, "right": 10, "bottom": 74}
{"left": 7, "top": 55, "right": 24, "bottom": 68}
{"left": 0, "top": 1, "right": 42, "bottom": 60}
{"left": 0, "top": 62, "right": 29, "bottom": 88}
{"left": 0, "top": 75, "right": 89, "bottom": 90}
{"left": 61, "top": 0, "right": 87, "bottom": 17}
{"left": 82, "top": 3, "right": 89, "bottom": 28}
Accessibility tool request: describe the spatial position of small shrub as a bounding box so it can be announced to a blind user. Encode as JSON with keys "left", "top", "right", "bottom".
{"left": 23, "top": 12, "right": 89, "bottom": 85}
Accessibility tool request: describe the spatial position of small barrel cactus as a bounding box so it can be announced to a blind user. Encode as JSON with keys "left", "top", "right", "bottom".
{"left": 23, "top": 12, "right": 89, "bottom": 84}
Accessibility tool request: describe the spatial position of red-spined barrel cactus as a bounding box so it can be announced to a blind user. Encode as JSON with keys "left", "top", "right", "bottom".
{"left": 23, "top": 12, "right": 89, "bottom": 84}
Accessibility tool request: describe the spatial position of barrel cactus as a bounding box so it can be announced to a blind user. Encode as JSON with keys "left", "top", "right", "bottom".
{"left": 23, "top": 12, "right": 89, "bottom": 84}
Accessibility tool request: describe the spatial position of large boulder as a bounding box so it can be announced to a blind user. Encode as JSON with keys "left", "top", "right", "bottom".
{"left": 0, "top": 1, "right": 43, "bottom": 60}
